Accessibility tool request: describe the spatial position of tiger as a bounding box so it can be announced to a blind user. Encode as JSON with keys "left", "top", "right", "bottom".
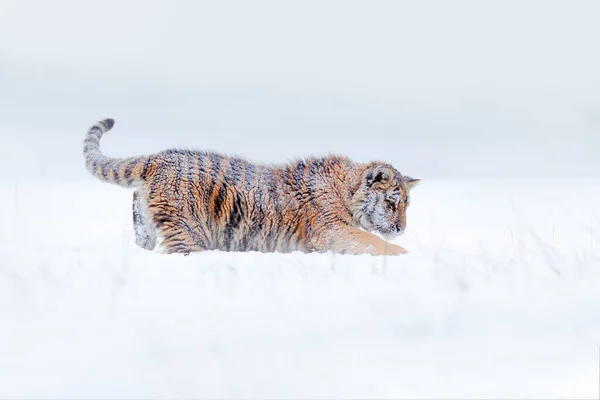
{"left": 83, "top": 118, "right": 420, "bottom": 256}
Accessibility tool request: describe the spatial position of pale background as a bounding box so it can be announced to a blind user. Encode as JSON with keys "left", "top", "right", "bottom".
{"left": 1, "top": 0, "right": 599, "bottom": 180}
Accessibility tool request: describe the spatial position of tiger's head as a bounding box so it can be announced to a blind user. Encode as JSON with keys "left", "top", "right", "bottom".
{"left": 350, "top": 162, "right": 420, "bottom": 239}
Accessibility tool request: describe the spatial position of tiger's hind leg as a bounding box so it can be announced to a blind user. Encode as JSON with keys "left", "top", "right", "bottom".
{"left": 132, "top": 190, "right": 157, "bottom": 251}
{"left": 156, "top": 221, "right": 206, "bottom": 256}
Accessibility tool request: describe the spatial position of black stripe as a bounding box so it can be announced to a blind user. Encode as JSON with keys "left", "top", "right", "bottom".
{"left": 295, "top": 160, "right": 306, "bottom": 185}
{"left": 210, "top": 153, "right": 221, "bottom": 173}
{"left": 100, "top": 119, "right": 113, "bottom": 130}
{"left": 202, "top": 153, "right": 213, "bottom": 220}
{"left": 266, "top": 170, "right": 279, "bottom": 215}
{"left": 229, "top": 158, "right": 242, "bottom": 186}
{"left": 180, "top": 220, "right": 199, "bottom": 247}
{"left": 247, "top": 169, "right": 263, "bottom": 244}
{"left": 213, "top": 184, "right": 227, "bottom": 220}
{"left": 238, "top": 236, "right": 249, "bottom": 252}
{"left": 83, "top": 136, "right": 98, "bottom": 146}
{"left": 225, "top": 193, "right": 243, "bottom": 232}
{"left": 230, "top": 192, "right": 244, "bottom": 228}
{"left": 245, "top": 163, "right": 255, "bottom": 190}
{"left": 295, "top": 159, "right": 321, "bottom": 250}
{"left": 149, "top": 160, "right": 163, "bottom": 196}
{"left": 124, "top": 158, "right": 138, "bottom": 186}
{"left": 112, "top": 160, "right": 124, "bottom": 183}
{"left": 198, "top": 152, "right": 215, "bottom": 249}
{"left": 88, "top": 126, "right": 102, "bottom": 135}
{"left": 101, "top": 162, "right": 109, "bottom": 180}
{"left": 153, "top": 213, "right": 171, "bottom": 228}
{"left": 187, "top": 153, "right": 200, "bottom": 222}
{"left": 206, "top": 153, "right": 221, "bottom": 212}
{"left": 334, "top": 214, "right": 352, "bottom": 226}
{"left": 172, "top": 152, "right": 184, "bottom": 200}
{"left": 224, "top": 191, "right": 245, "bottom": 251}
{"left": 310, "top": 158, "right": 323, "bottom": 178}
{"left": 249, "top": 169, "right": 267, "bottom": 248}
{"left": 266, "top": 169, "right": 282, "bottom": 252}
{"left": 188, "top": 154, "right": 209, "bottom": 248}
{"left": 197, "top": 151, "right": 208, "bottom": 174}
{"left": 141, "top": 157, "right": 152, "bottom": 181}
{"left": 298, "top": 207, "right": 312, "bottom": 251}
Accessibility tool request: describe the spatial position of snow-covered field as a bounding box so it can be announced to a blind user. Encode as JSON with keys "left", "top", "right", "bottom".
{"left": 0, "top": 178, "right": 599, "bottom": 399}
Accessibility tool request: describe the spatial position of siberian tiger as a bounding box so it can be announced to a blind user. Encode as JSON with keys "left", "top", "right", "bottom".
{"left": 83, "top": 118, "right": 420, "bottom": 256}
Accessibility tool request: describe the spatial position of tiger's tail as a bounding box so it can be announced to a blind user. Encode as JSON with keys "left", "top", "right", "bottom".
{"left": 83, "top": 118, "right": 152, "bottom": 188}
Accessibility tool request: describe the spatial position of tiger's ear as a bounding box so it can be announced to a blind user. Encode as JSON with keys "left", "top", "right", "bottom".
{"left": 365, "top": 165, "right": 393, "bottom": 188}
{"left": 403, "top": 176, "right": 421, "bottom": 190}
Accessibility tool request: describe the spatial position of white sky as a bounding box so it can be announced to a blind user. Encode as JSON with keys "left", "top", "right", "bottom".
{"left": 1, "top": 0, "right": 599, "bottom": 178}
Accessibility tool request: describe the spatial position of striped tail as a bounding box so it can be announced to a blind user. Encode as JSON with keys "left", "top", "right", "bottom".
{"left": 83, "top": 118, "right": 152, "bottom": 188}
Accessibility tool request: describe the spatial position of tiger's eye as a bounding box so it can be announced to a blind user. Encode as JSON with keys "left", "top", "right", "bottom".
{"left": 386, "top": 199, "right": 397, "bottom": 211}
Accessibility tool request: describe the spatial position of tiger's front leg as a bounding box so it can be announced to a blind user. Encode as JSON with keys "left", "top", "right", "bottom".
{"left": 316, "top": 226, "right": 408, "bottom": 256}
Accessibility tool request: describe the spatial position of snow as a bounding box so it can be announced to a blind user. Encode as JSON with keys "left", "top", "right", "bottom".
{"left": 1, "top": 178, "right": 598, "bottom": 399}
{"left": 2, "top": 0, "right": 598, "bottom": 397}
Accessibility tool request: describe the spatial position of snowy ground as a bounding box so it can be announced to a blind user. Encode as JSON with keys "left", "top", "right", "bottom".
{"left": 0, "top": 178, "right": 599, "bottom": 399}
